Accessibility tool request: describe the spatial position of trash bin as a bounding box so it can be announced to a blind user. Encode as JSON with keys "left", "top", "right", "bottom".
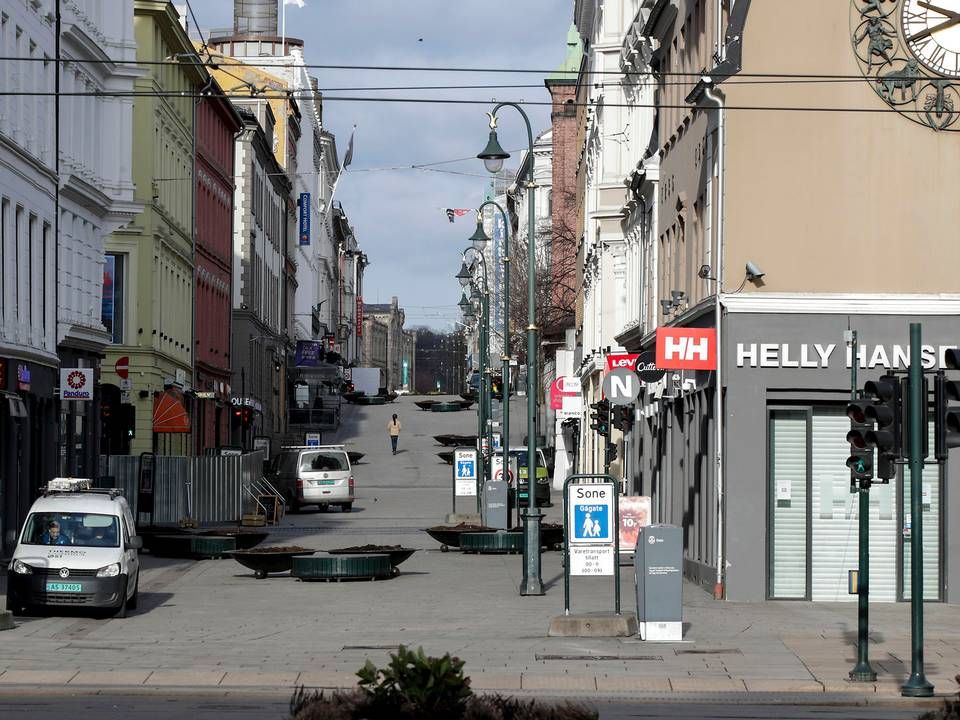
{"left": 482, "top": 480, "right": 509, "bottom": 530}
{"left": 635, "top": 524, "right": 682, "bottom": 641}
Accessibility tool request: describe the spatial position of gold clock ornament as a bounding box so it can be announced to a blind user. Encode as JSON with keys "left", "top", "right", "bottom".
{"left": 851, "top": 0, "right": 960, "bottom": 129}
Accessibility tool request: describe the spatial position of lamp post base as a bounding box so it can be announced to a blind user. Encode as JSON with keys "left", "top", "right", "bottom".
{"left": 519, "top": 508, "right": 544, "bottom": 596}
{"left": 900, "top": 674, "right": 934, "bottom": 697}
{"left": 848, "top": 664, "right": 877, "bottom": 683}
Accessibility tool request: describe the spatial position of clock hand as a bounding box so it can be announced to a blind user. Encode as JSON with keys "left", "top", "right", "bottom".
{"left": 908, "top": 15, "right": 960, "bottom": 43}
{"left": 918, "top": 1, "right": 960, "bottom": 20}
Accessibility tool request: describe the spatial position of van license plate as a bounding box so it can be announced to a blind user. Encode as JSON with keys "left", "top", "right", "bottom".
{"left": 46, "top": 582, "right": 82, "bottom": 593}
{"left": 313, "top": 480, "right": 335, "bottom": 485}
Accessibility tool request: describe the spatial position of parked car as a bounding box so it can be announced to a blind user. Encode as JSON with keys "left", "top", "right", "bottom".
{"left": 504, "top": 447, "right": 552, "bottom": 508}
{"left": 6, "top": 478, "right": 142, "bottom": 617}
{"left": 269, "top": 445, "right": 354, "bottom": 513}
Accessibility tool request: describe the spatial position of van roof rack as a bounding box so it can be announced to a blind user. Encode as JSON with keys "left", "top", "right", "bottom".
{"left": 280, "top": 444, "right": 345, "bottom": 449}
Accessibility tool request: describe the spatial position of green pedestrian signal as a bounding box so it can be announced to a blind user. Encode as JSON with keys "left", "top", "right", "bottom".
{"left": 846, "top": 399, "right": 874, "bottom": 485}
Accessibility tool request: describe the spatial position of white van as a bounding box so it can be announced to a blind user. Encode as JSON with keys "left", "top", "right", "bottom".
{"left": 269, "top": 445, "right": 355, "bottom": 513}
{"left": 6, "top": 479, "right": 142, "bottom": 617}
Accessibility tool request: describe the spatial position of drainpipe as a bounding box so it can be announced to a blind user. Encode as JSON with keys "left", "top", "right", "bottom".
{"left": 702, "top": 79, "right": 725, "bottom": 600}
{"left": 193, "top": 75, "right": 214, "bottom": 455}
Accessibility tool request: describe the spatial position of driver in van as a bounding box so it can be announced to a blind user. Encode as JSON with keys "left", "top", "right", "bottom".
{"left": 41, "top": 521, "right": 70, "bottom": 546}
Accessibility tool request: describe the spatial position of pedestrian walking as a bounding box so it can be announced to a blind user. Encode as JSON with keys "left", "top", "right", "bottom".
{"left": 387, "top": 414, "right": 402, "bottom": 454}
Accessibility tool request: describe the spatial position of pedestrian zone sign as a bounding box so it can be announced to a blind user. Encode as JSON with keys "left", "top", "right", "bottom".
{"left": 454, "top": 448, "right": 478, "bottom": 497}
{"left": 568, "top": 483, "right": 615, "bottom": 544}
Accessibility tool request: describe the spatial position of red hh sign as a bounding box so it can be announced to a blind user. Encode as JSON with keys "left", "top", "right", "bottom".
{"left": 605, "top": 353, "right": 640, "bottom": 372}
{"left": 656, "top": 328, "right": 717, "bottom": 370}
{"left": 115, "top": 356, "right": 130, "bottom": 380}
{"left": 356, "top": 296, "right": 363, "bottom": 338}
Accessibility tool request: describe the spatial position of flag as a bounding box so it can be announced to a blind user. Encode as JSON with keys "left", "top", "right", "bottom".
{"left": 444, "top": 208, "right": 472, "bottom": 223}
{"left": 284, "top": 0, "right": 305, "bottom": 7}
{"left": 342, "top": 127, "right": 355, "bottom": 169}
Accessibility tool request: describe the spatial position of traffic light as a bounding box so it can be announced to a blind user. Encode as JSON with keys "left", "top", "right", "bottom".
{"left": 935, "top": 348, "right": 960, "bottom": 461}
{"left": 863, "top": 374, "right": 902, "bottom": 482}
{"left": 846, "top": 398, "right": 874, "bottom": 486}
{"left": 605, "top": 443, "right": 618, "bottom": 465}
{"left": 616, "top": 405, "right": 633, "bottom": 433}
{"left": 589, "top": 399, "right": 610, "bottom": 437}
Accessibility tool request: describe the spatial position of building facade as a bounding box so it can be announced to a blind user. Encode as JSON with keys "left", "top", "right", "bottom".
{"left": 363, "top": 298, "right": 407, "bottom": 392}
{"left": 361, "top": 316, "right": 388, "bottom": 388}
{"left": 193, "top": 82, "right": 242, "bottom": 454}
{"left": 230, "top": 101, "right": 291, "bottom": 453}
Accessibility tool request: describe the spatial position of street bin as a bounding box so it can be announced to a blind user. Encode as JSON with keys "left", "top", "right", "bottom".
{"left": 635, "top": 524, "right": 682, "bottom": 641}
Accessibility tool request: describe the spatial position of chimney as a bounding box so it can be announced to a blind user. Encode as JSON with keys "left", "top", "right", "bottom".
{"left": 234, "top": 0, "right": 278, "bottom": 35}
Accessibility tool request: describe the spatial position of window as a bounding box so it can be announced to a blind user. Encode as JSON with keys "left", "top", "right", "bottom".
{"left": 102, "top": 253, "right": 125, "bottom": 344}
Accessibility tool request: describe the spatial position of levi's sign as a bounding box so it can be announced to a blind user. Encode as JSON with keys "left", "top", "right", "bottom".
{"left": 656, "top": 328, "right": 717, "bottom": 370}
{"left": 606, "top": 353, "right": 639, "bottom": 371}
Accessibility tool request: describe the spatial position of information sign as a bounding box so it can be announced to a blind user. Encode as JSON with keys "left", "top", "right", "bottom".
{"left": 570, "top": 545, "right": 614, "bottom": 576}
{"left": 568, "top": 483, "right": 615, "bottom": 544}
{"left": 453, "top": 448, "right": 478, "bottom": 497}
{"left": 305, "top": 432, "right": 322, "bottom": 447}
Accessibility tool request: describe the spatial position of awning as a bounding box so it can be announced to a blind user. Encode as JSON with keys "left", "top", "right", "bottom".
{"left": 153, "top": 389, "right": 190, "bottom": 433}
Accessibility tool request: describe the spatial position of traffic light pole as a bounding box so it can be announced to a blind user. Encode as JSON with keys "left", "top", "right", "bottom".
{"left": 902, "top": 322, "right": 933, "bottom": 697}
{"left": 849, "top": 330, "right": 877, "bottom": 683}
{"left": 603, "top": 403, "right": 612, "bottom": 475}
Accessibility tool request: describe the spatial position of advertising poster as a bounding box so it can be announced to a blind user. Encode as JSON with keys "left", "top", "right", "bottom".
{"left": 618, "top": 495, "right": 651, "bottom": 553}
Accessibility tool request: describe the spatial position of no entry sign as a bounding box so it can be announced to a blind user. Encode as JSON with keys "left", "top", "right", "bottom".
{"left": 115, "top": 356, "right": 129, "bottom": 380}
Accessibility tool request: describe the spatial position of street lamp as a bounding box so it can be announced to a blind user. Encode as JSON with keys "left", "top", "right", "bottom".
{"left": 456, "top": 249, "right": 491, "bottom": 506}
{"left": 472, "top": 201, "right": 512, "bottom": 524}
{"left": 478, "top": 103, "right": 543, "bottom": 596}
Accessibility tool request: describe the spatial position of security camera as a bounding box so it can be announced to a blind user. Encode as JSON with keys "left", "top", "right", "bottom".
{"left": 698, "top": 264, "right": 712, "bottom": 279}
{"left": 672, "top": 373, "right": 681, "bottom": 389}
{"left": 745, "top": 261, "right": 765, "bottom": 281}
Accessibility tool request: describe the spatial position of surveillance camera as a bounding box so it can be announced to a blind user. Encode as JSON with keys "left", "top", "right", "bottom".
{"left": 745, "top": 261, "right": 765, "bottom": 280}
{"left": 672, "top": 374, "right": 681, "bottom": 389}
{"left": 698, "top": 264, "right": 711, "bottom": 279}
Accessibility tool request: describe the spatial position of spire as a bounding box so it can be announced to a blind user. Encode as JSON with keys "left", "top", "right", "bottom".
{"left": 549, "top": 23, "right": 583, "bottom": 81}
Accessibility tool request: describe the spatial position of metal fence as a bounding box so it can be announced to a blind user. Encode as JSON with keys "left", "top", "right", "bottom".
{"left": 98, "top": 452, "right": 265, "bottom": 526}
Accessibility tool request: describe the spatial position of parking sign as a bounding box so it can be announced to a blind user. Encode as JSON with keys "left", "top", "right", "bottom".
{"left": 453, "top": 448, "right": 478, "bottom": 496}
{"left": 568, "top": 483, "right": 615, "bottom": 544}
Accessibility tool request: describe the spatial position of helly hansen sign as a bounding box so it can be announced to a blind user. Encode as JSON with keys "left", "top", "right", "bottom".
{"left": 656, "top": 328, "right": 717, "bottom": 370}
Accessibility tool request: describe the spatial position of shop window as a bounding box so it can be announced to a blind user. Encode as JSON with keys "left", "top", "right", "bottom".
{"left": 102, "top": 253, "right": 125, "bottom": 344}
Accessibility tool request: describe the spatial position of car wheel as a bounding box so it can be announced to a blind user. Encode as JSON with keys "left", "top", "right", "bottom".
{"left": 114, "top": 587, "right": 128, "bottom": 619}
{"left": 341, "top": 503, "right": 353, "bottom": 513}
{"left": 318, "top": 503, "right": 329, "bottom": 513}
{"left": 127, "top": 575, "right": 139, "bottom": 611}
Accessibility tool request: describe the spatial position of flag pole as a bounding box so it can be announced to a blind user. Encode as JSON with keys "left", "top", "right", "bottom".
{"left": 281, "top": 0, "right": 286, "bottom": 55}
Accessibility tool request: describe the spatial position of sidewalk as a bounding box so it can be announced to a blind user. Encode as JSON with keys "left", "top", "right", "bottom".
{"left": 0, "top": 397, "right": 957, "bottom": 703}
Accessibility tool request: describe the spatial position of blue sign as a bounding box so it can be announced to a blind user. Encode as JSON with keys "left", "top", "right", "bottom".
{"left": 294, "top": 340, "right": 322, "bottom": 367}
{"left": 572, "top": 503, "right": 611, "bottom": 542}
{"left": 456, "top": 459, "right": 476, "bottom": 479}
{"left": 299, "top": 192, "right": 311, "bottom": 246}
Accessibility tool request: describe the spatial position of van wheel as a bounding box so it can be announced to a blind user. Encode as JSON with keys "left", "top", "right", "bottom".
{"left": 114, "top": 593, "right": 128, "bottom": 619}
{"left": 127, "top": 576, "right": 139, "bottom": 611}
{"left": 341, "top": 503, "right": 353, "bottom": 513}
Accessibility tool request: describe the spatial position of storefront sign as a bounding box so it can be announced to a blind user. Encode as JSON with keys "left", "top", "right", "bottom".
{"left": 194, "top": 391, "right": 216, "bottom": 399}
{"left": 356, "top": 296, "right": 363, "bottom": 337}
{"left": 230, "top": 396, "right": 263, "bottom": 413}
{"left": 294, "top": 340, "right": 322, "bottom": 367}
{"left": 16, "top": 363, "right": 31, "bottom": 391}
{"left": 606, "top": 353, "right": 640, "bottom": 372}
{"left": 60, "top": 368, "right": 94, "bottom": 401}
{"left": 636, "top": 350, "right": 666, "bottom": 383}
{"left": 736, "top": 342, "right": 960, "bottom": 370}
{"left": 549, "top": 376, "right": 579, "bottom": 410}
{"left": 299, "top": 192, "right": 311, "bottom": 246}
{"left": 656, "top": 328, "right": 717, "bottom": 370}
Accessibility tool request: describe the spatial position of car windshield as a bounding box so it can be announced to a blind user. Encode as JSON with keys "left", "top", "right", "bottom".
{"left": 22, "top": 512, "right": 120, "bottom": 548}
{"left": 300, "top": 451, "right": 348, "bottom": 472}
{"left": 510, "top": 450, "right": 545, "bottom": 467}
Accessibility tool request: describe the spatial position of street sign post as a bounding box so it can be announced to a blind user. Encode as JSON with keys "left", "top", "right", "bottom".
{"left": 304, "top": 432, "right": 321, "bottom": 447}
{"left": 453, "top": 447, "right": 479, "bottom": 514}
{"left": 562, "top": 475, "right": 621, "bottom": 616}
{"left": 115, "top": 356, "right": 129, "bottom": 380}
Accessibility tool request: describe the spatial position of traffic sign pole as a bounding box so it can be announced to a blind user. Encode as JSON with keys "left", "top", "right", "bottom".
{"left": 562, "top": 474, "right": 621, "bottom": 616}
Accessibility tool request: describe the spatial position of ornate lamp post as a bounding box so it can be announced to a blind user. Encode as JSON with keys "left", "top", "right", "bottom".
{"left": 478, "top": 104, "right": 544, "bottom": 596}
{"left": 457, "top": 251, "right": 491, "bottom": 495}
{"left": 468, "top": 203, "right": 511, "bottom": 513}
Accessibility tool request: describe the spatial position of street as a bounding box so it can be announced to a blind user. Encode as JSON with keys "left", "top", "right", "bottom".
{"left": 1, "top": 397, "right": 958, "bottom": 719}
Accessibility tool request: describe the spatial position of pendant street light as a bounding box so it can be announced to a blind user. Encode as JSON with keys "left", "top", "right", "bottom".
{"left": 456, "top": 262, "right": 473, "bottom": 288}
{"left": 469, "top": 217, "right": 491, "bottom": 252}
{"left": 476, "top": 200, "right": 512, "bottom": 518}
{"left": 458, "top": 292, "right": 473, "bottom": 314}
{"left": 479, "top": 103, "right": 544, "bottom": 596}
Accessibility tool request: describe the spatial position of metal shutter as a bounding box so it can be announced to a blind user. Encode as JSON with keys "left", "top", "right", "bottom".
{"left": 769, "top": 411, "right": 807, "bottom": 599}
{"left": 811, "top": 410, "right": 897, "bottom": 602}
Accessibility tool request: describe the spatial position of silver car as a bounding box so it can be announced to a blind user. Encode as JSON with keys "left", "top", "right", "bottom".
{"left": 270, "top": 446, "right": 354, "bottom": 513}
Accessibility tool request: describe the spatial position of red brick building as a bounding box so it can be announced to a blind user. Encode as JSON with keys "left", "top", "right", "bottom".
{"left": 194, "top": 82, "right": 242, "bottom": 453}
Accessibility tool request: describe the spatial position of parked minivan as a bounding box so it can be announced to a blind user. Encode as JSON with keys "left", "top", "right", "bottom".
{"left": 6, "top": 479, "right": 142, "bottom": 617}
{"left": 270, "top": 445, "right": 354, "bottom": 513}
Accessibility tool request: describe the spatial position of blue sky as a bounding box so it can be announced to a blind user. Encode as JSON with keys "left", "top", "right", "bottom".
{"left": 189, "top": 0, "right": 573, "bottom": 329}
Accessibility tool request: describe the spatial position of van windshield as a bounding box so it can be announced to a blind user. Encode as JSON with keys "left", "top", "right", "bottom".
{"left": 21, "top": 512, "right": 120, "bottom": 548}
{"left": 299, "top": 451, "right": 348, "bottom": 472}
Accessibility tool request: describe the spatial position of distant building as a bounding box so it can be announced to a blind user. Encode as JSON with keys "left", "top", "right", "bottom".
{"left": 363, "top": 298, "right": 407, "bottom": 392}
{"left": 361, "top": 317, "right": 388, "bottom": 388}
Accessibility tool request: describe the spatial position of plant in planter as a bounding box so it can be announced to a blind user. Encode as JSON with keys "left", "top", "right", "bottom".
{"left": 288, "top": 646, "right": 598, "bottom": 720}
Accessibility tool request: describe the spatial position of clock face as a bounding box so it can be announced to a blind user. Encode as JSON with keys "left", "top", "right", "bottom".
{"left": 902, "top": 0, "right": 960, "bottom": 77}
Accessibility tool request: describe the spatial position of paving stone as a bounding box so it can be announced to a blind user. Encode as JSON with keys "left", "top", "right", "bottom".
{"left": 468, "top": 673, "right": 522, "bottom": 690}
{"left": 145, "top": 671, "right": 226, "bottom": 687}
{"left": 69, "top": 671, "right": 152, "bottom": 686}
{"left": 220, "top": 672, "right": 301, "bottom": 687}
{"left": 669, "top": 677, "right": 746, "bottom": 692}
{"left": 0, "top": 670, "right": 78, "bottom": 685}
{"left": 596, "top": 675, "right": 671, "bottom": 692}
{"left": 521, "top": 674, "right": 596, "bottom": 691}
{"left": 742, "top": 678, "right": 824, "bottom": 693}
{"left": 296, "top": 671, "right": 359, "bottom": 689}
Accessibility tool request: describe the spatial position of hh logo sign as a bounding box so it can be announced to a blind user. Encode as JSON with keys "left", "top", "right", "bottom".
{"left": 656, "top": 328, "right": 717, "bottom": 370}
